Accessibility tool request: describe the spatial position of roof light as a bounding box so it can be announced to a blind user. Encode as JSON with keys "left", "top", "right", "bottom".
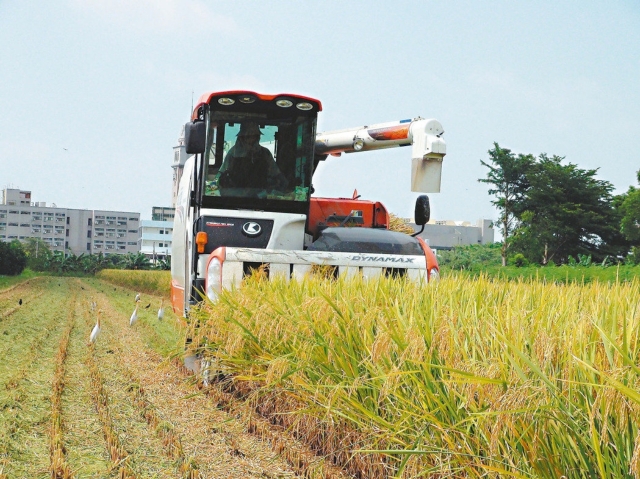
{"left": 238, "top": 95, "right": 256, "bottom": 104}
{"left": 296, "top": 102, "right": 313, "bottom": 111}
{"left": 276, "top": 99, "right": 293, "bottom": 108}
{"left": 218, "top": 97, "right": 235, "bottom": 105}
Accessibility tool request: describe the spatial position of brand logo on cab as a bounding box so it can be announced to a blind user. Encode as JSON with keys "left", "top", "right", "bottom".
{"left": 242, "top": 222, "right": 262, "bottom": 237}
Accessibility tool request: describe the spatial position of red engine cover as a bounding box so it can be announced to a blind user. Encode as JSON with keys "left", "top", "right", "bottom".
{"left": 308, "top": 197, "right": 389, "bottom": 239}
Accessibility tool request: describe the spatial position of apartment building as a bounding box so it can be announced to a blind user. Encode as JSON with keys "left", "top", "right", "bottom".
{"left": 0, "top": 188, "right": 140, "bottom": 256}
{"left": 139, "top": 206, "right": 174, "bottom": 262}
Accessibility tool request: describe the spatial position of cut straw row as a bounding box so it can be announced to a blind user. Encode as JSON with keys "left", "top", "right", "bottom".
{"left": 86, "top": 340, "right": 137, "bottom": 478}
{"left": 49, "top": 295, "right": 76, "bottom": 479}
{"left": 174, "top": 359, "right": 348, "bottom": 479}
{"left": 121, "top": 366, "right": 200, "bottom": 478}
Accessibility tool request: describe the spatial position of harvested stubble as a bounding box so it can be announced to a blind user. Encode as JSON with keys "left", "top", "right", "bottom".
{"left": 0, "top": 277, "right": 51, "bottom": 319}
{"left": 82, "top": 278, "right": 303, "bottom": 479}
{"left": 123, "top": 367, "right": 201, "bottom": 478}
{"left": 86, "top": 340, "right": 137, "bottom": 478}
{"left": 188, "top": 273, "right": 640, "bottom": 478}
{"left": 0, "top": 280, "right": 74, "bottom": 477}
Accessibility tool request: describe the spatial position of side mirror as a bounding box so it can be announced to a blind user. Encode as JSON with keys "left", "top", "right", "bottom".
{"left": 185, "top": 121, "right": 206, "bottom": 154}
{"left": 414, "top": 195, "right": 430, "bottom": 226}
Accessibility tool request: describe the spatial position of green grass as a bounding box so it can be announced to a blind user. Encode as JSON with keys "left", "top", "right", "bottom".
{"left": 0, "top": 268, "right": 41, "bottom": 290}
{"left": 447, "top": 263, "right": 640, "bottom": 284}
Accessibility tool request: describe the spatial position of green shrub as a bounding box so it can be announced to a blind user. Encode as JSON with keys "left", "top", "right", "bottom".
{"left": 509, "top": 253, "right": 529, "bottom": 267}
{"left": 0, "top": 240, "right": 27, "bottom": 276}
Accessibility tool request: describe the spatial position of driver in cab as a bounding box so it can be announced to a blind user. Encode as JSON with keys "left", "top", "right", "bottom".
{"left": 217, "top": 122, "right": 288, "bottom": 192}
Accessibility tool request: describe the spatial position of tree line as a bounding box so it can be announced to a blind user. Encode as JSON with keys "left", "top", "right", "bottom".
{"left": 480, "top": 143, "right": 640, "bottom": 266}
{"left": 0, "top": 237, "right": 170, "bottom": 276}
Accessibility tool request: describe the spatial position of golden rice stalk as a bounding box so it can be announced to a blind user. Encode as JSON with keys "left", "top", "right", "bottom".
{"left": 387, "top": 213, "right": 414, "bottom": 234}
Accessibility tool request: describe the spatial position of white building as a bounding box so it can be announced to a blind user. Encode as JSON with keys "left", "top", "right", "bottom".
{"left": 0, "top": 188, "right": 140, "bottom": 256}
{"left": 410, "top": 219, "right": 494, "bottom": 249}
{"left": 138, "top": 207, "right": 175, "bottom": 263}
{"left": 138, "top": 220, "right": 172, "bottom": 262}
{"left": 172, "top": 126, "right": 189, "bottom": 208}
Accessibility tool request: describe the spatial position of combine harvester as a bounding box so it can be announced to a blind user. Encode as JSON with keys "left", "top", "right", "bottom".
{"left": 171, "top": 90, "right": 446, "bottom": 316}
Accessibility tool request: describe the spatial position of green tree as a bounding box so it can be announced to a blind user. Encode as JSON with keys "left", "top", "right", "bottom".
{"left": 45, "top": 251, "right": 82, "bottom": 274}
{"left": 22, "top": 237, "right": 52, "bottom": 271}
{"left": 510, "top": 154, "right": 616, "bottom": 265}
{"left": 0, "top": 240, "right": 28, "bottom": 276}
{"left": 479, "top": 143, "right": 534, "bottom": 266}
{"left": 152, "top": 256, "right": 171, "bottom": 271}
{"left": 81, "top": 252, "right": 112, "bottom": 274}
{"left": 618, "top": 170, "right": 640, "bottom": 244}
{"left": 119, "top": 252, "right": 152, "bottom": 270}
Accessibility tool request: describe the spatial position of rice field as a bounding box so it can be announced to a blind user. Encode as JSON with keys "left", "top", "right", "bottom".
{"left": 187, "top": 273, "right": 640, "bottom": 478}
{"left": 3, "top": 272, "right": 639, "bottom": 478}
{"left": 0, "top": 275, "right": 314, "bottom": 479}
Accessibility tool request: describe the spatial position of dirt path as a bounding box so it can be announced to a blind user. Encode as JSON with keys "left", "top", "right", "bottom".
{"left": 0, "top": 277, "right": 336, "bottom": 479}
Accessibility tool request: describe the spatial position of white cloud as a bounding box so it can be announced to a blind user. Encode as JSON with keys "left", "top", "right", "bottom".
{"left": 71, "top": 0, "right": 238, "bottom": 34}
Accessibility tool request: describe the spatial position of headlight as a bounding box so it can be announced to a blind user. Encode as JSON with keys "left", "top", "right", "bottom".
{"left": 207, "top": 257, "right": 222, "bottom": 300}
{"left": 353, "top": 138, "right": 365, "bottom": 151}
{"left": 429, "top": 268, "right": 439, "bottom": 282}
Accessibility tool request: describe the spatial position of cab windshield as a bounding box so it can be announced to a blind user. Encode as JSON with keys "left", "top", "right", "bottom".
{"left": 203, "top": 112, "right": 316, "bottom": 210}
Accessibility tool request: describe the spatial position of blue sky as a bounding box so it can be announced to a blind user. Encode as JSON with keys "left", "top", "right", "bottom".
{"left": 1, "top": 1, "right": 638, "bottom": 223}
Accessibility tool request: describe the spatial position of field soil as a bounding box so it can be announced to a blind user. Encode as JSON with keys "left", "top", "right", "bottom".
{"left": 0, "top": 276, "right": 313, "bottom": 479}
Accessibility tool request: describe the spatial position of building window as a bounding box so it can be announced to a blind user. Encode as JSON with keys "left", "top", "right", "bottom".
{"left": 87, "top": 230, "right": 92, "bottom": 238}
{"left": 88, "top": 218, "right": 92, "bottom": 226}
{"left": 66, "top": 217, "right": 70, "bottom": 224}
{"left": 87, "top": 243, "right": 91, "bottom": 251}
{"left": 128, "top": 217, "right": 138, "bottom": 221}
